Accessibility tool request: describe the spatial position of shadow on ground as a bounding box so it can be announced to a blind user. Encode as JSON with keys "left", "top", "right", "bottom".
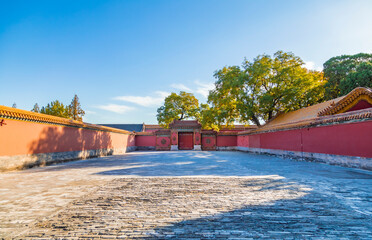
{"left": 23, "top": 176, "right": 372, "bottom": 239}
{"left": 28, "top": 151, "right": 372, "bottom": 180}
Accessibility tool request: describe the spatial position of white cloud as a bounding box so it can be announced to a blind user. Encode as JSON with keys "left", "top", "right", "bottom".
{"left": 85, "top": 110, "right": 96, "bottom": 115}
{"left": 171, "top": 83, "right": 192, "bottom": 92}
{"left": 114, "top": 91, "right": 170, "bottom": 107}
{"left": 155, "top": 91, "right": 170, "bottom": 98}
{"left": 194, "top": 80, "right": 215, "bottom": 98}
{"left": 304, "top": 61, "right": 323, "bottom": 71}
{"left": 96, "top": 104, "right": 135, "bottom": 114}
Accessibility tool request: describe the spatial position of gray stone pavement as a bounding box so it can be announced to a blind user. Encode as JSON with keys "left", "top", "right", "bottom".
{"left": 0, "top": 151, "right": 371, "bottom": 239}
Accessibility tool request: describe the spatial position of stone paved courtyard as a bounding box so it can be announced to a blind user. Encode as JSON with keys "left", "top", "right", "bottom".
{"left": 0, "top": 151, "right": 371, "bottom": 239}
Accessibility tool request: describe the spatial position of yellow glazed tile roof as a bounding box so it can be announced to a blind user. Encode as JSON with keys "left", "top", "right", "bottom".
{"left": 0, "top": 105, "right": 132, "bottom": 134}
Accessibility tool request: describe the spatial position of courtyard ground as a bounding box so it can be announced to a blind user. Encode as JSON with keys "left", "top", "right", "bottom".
{"left": 0, "top": 151, "right": 371, "bottom": 239}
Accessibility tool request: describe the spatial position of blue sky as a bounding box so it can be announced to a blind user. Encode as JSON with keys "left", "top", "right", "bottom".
{"left": 1, "top": 0, "right": 371, "bottom": 124}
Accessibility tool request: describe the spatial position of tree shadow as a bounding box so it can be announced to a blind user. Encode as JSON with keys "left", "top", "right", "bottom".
{"left": 130, "top": 196, "right": 371, "bottom": 239}
{"left": 26, "top": 126, "right": 113, "bottom": 169}
{"left": 123, "top": 177, "right": 370, "bottom": 239}
{"left": 23, "top": 176, "right": 372, "bottom": 239}
{"left": 27, "top": 150, "right": 372, "bottom": 182}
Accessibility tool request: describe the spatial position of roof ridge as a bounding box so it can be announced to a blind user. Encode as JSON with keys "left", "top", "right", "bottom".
{"left": 0, "top": 105, "right": 131, "bottom": 134}
{"left": 318, "top": 87, "right": 372, "bottom": 116}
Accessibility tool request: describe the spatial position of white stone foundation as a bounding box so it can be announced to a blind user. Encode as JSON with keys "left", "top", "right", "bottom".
{"left": 171, "top": 145, "right": 179, "bottom": 151}
{"left": 193, "top": 145, "right": 202, "bottom": 151}
{"left": 237, "top": 146, "right": 372, "bottom": 170}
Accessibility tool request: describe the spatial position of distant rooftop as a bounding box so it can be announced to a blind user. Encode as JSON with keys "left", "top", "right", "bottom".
{"left": 99, "top": 124, "right": 144, "bottom": 132}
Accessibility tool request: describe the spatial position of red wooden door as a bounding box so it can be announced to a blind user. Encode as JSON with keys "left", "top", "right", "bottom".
{"left": 178, "top": 132, "right": 194, "bottom": 150}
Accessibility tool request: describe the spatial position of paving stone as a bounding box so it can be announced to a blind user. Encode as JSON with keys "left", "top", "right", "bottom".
{"left": 0, "top": 151, "right": 371, "bottom": 239}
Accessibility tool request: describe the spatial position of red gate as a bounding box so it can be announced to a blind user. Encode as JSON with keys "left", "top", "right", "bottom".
{"left": 178, "top": 132, "right": 194, "bottom": 150}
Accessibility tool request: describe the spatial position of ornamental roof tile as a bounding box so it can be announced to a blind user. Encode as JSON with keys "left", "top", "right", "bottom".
{"left": 318, "top": 87, "right": 372, "bottom": 116}
{"left": 0, "top": 105, "right": 132, "bottom": 134}
{"left": 169, "top": 120, "right": 202, "bottom": 129}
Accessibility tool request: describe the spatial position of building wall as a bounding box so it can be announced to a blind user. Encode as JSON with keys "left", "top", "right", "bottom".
{"left": 201, "top": 134, "right": 216, "bottom": 150}
{"left": 156, "top": 136, "right": 171, "bottom": 150}
{"left": 237, "top": 120, "right": 372, "bottom": 170}
{"left": 136, "top": 135, "right": 156, "bottom": 147}
{"left": 216, "top": 135, "right": 237, "bottom": 147}
{"left": 0, "top": 119, "right": 134, "bottom": 171}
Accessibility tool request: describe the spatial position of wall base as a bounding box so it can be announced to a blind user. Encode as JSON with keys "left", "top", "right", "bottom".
{"left": 0, "top": 147, "right": 132, "bottom": 172}
{"left": 171, "top": 145, "right": 178, "bottom": 151}
{"left": 136, "top": 146, "right": 156, "bottom": 151}
{"left": 193, "top": 145, "right": 201, "bottom": 151}
{"left": 217, "top": 146, "right": 237, "bottom": 151}
{"left": 237, "top": 146, "right": 372, "bottom": 171}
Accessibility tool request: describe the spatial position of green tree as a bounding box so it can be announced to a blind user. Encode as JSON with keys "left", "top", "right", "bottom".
{"left": 323, "top": 53, "right": 372, "bottom": 99}
{"left": 339, "top": 62, "right": 372, "bottom": 94}
{"left": 157, "top": 91, "right": 200, "bottom": 128}
{"left": 208, "top": 51, "right": 325, "bottom": 127}
{"left": 68, "top": 94, "right": 85, "bottom": 121}
{"left": 40, "top": 100, "right": 70, "bottom": 118}
{"left": 199, "top": 103, "right": 220, "bottom": 130}
{"left": 207, "top": 66, "right": 242, "bottom": 127}
{"left": 31, "top": 103, "right": 40, "bottom": 113}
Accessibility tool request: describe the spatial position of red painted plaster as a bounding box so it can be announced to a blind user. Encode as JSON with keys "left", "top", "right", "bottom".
{"left": 194, "top": 132, "right": 201, "bottom": 145}
{"left": 135, "top": 135, "right": 156, "bottom": 147}
{"left": 345, "top": 100, "right": 372, "bottom": 112}
{"left": 201, "top": 136, "right": 216, "bottom": 148}
{"left": 0, "top": 119, "right": 133, "bottom": 156}
{"left": 216, "top": 135, "right": 237, "bottom": 147}
{"left": 237, "top": 135, "right": 249, "bottom": 147}
{"left": 237, "top": 120, "right": 372, "bottom": 158}
{"left": 171, "top": 132, "right": 178, "bottom": 145}
{"left": 301, "top": 121, "right": 372, "bottom": 158}
{"left": 259, "top": 130, "right": 302, "bottom": 152}
{"left": 156, "top": 136, "right": 170, "bottom": 147}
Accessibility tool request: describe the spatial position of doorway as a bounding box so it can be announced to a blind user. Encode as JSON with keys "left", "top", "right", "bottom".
{"left": 178, "top": 132, "right": 194, "bottom": 150}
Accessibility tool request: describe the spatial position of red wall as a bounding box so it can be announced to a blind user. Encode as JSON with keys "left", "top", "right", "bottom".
{"left": 194, "top": 131, "right": 201, "bottom": 145}
{"left": 0, "top": 119, "right": 134, "bottom": 156}
{"left": 302, "top": 121, "right": 372, "bottom": 157}
{"left": 135, "top": 135, "right": 156, "bottom": 147}
{"left": 201, "top": 135, "right": 216, "bottom": 149}
{"left": 260, "top": 130, "right": 302, "bottom": 152}
{"left": 237, "top": 135, "right": 249, "bottom": 147}
{"left": 216, "top": 135, "right": 237, "bottom": 147}
{"left": 156, "top": 136, "right": 171, "bottom": 148}
{"left": 238, "top": 120, "right": 372, "bottom": 158}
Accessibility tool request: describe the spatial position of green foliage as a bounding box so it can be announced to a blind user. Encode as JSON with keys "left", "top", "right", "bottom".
{"left": 157, "top": 91, "right": 200, "bottom": 128}
{"left": 207, "top": 66, "right": 242, "bottom": 128}
{"left": 199, "top": 103, "right": 220, "bottom": 130}
{"left": 68, "top": 94, "right": 85, "bottom": 121}
{"left": 339, "top": 62, "right": 372, "bottom": 94}
{"left": 39, "top": 95, "right": 85, "bottom": 120}
{"left": 323, "top": 53, "right": 372, "bottom": 99}
{"left": 207, "top": 51, "right": 325, "bottom": 127}
{"left": 31, "top": 103, "right": 40, "bottom": 113}
{"left": 40, "top": 100, "right": 70, "bottom": 118}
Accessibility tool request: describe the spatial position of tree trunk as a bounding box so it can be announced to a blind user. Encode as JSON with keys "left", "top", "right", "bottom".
{"left": 268, "top": 111, "right": 273, "bottom": 120}
{"left": 252, "top": 115, "right": 261, "bottom": 126}
{"left": 179, "top": 112, "right": 184, "bottom": 120}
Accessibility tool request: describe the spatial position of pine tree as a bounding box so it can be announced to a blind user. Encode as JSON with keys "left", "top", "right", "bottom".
{"left": 40, "top": 100, "right": 70, "bottom": 118}
{"left": 31, "top": 103, "right": 40, "bottom": 113}
{"left": 68, "top": 94, "right": 85, "bottom": 121}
